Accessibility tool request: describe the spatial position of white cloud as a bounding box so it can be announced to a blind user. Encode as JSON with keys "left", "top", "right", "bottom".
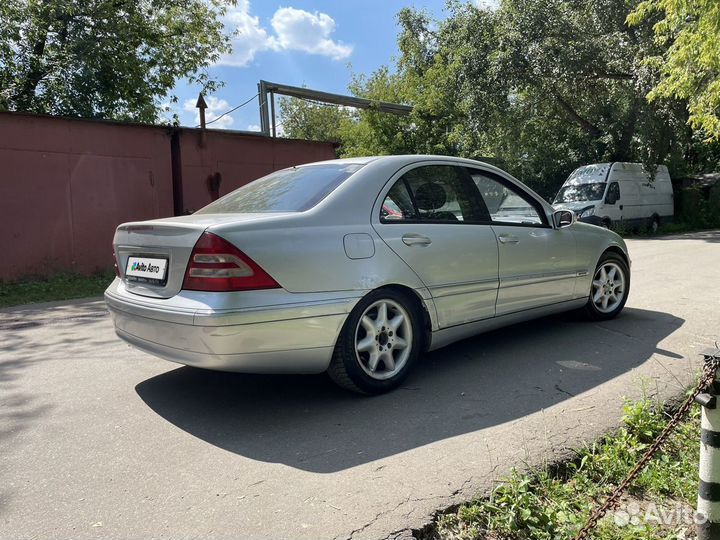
{"left": 218, "top": 1, "right": 273, "bottom": 67}
{"left": 269, "top": 7, "right": 353, "bottom": 60}
{"left": 218, "top": 1, "right": 352, "bottom": 67}
{"left": 183, "top": 96, "right": 235, "bottom": 129}
{"left": 246, "top": 123, "right": 285, "bottom": 136}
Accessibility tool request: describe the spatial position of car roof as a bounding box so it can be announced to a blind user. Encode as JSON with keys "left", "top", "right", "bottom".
{"left": 298, "top": 154, "right": 503, "bottom": 171}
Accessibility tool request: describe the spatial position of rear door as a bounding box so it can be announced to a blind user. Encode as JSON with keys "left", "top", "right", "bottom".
{"left": 372, "top": 164, "right": 499, "bottom": 328}
{"left": 468, "top": 169, "right": 577, "bottom": 315}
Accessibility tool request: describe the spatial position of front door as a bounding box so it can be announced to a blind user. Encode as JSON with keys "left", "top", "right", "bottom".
{"left": 468, "top": 169, "right": 577, "bottom": 316}
{"left": 603, "top": 181, "right": 622, "bottom": 224}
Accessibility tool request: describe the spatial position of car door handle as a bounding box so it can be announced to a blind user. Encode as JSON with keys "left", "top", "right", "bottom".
{"left": 497, "top": 234, "right": 519, "bottom": 245}
{"left": 402, "top": 234, "right": 432, "bottom": 246}
{"left": 619, "top": 205, "right": 624, "bottom": 210}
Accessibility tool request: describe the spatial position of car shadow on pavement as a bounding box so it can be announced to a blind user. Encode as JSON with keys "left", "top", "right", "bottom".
{"left": 135, "top": 307, "right": 684, "bottom": 473}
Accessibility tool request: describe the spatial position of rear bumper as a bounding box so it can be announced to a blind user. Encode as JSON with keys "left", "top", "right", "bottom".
{"left": 105, "top": 279, "right": 358, "bottom": 374}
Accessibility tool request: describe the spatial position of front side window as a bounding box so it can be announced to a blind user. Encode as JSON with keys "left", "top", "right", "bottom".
{"left": 606, "top": 182, "right": 620, "bottom": 204}
{"left": 196, "top": 163, "right": 365, "bottom": 214}
{"left": 381, "top": 165, "right": 488, "bottom": 223}
{"left": 469, "top": 171, "right": 545, "bottom": 226}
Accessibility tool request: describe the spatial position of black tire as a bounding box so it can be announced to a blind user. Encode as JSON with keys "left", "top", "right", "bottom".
{"left": 601, "top": 218, "right": 612, "bottom": 230}
{"left": 584, "top": 252, "right": 630, "bottom": 321}
{"left": 648, "top": 215, "right": 660, "bottom": 234}
{"left": 327, "top": 288, "right": 423, "bottom": 395}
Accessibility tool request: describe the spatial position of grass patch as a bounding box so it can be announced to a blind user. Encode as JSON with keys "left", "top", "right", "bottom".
{"left": 0, "top": 271, "right": 115, "bottom": 308}
{"left": 426, "top": 396, "right": 700, "bottom": 540}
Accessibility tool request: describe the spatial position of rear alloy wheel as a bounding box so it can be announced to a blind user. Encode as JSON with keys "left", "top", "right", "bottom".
{"left": 584, "top": 253, "right": 630, "bottom": 320}
{"left": 328, "top": 290, "right": 421, "bottom": 394}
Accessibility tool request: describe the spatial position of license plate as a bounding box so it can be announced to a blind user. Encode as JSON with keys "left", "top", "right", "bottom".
{"left": 125, "top": 256, "right": 168, "bottom": 284}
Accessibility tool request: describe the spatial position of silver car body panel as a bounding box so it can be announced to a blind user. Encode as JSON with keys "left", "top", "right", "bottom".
{"left": 105, "top": 155, "right": 629, "bottom": 374}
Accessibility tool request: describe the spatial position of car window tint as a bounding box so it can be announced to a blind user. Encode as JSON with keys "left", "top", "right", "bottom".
{"left": 195, "top": 163, "right": 365, "bottom": 214}
{"left": 608, "top": 182, "right": 620, "bottom": 201}
{"left": 381, "top": 181, "right": 417, "bottom": 221}
{"left": 469, "top": 172, "right": 544, "bottom": 225}
{"left": 398, "top": 165, "right": 487, "bottom": 223}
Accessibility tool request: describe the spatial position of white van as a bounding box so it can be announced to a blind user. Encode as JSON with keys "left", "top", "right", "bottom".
{"left": 553, "top": 162, "right": 674, "bottom": 232}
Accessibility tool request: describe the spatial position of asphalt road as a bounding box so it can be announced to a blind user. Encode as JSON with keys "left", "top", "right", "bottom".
{"left": 2, "top": 230, "right": 719, "bottom": 539}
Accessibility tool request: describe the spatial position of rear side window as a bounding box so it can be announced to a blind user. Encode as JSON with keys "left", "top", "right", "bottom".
{"left": 381, "top": 165, "right": 489, "bottom": 223}
{"left": 196, "top": 163, "right": 365, "bottom": 214}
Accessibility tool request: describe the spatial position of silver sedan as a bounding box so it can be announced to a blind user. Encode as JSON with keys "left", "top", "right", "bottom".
{"left": 105, "top": 155, "right": 630, "bottom": 394}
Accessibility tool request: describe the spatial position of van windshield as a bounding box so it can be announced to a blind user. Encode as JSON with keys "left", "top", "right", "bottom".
{"left": 196, "top": 163, "right": 365, "bottom": 214}
{"left": 554, "top": 183, "right": 607, "bottom": 203}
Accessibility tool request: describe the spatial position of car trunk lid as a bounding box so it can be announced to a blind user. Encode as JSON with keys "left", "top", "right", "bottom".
{"left": 114, "top": 214, "right": 280, "bottom": 298}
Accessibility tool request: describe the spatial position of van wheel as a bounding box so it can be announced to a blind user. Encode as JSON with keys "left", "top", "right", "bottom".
{"left": 649, "top": 216, "right": 660, "bottom": 234}
{"left": 601, "top": 218, "right": 612, "bottom": 229}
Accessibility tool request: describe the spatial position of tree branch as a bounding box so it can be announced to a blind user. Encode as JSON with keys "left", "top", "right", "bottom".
{"left": 551, "top": 90, "right": 603, "bottom": 138}
{"left": 13, "top": 13, "right": 51, "bottom": 110}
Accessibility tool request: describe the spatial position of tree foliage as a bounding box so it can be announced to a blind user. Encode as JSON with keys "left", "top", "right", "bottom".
{"left": 0, "top": 0, "right": 233, "bottom": 122}
{"left": 628, "top": 0, "right": 720, "bottom": 140}
{"left": 282, "top": 0, "right": 719, "bottom": 197}
{"left": 278, "top": 96, "right": 352, "bottom": 143}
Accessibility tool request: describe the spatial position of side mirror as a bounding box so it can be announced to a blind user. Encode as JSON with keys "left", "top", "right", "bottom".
{"left": 553, "top": 209, "right": 575, "bottom": 229}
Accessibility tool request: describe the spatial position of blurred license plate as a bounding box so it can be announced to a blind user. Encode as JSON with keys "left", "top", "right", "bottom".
{"left": 125, "top": 256, "right": 168, "bottom": 284}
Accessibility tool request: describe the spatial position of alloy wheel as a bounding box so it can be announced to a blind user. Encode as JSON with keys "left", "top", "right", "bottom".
{"left": 354, "top": 299, "right": 413, "bottom": 380}
{"left": 591, "top": 261, "right": 626, "bottom": 313}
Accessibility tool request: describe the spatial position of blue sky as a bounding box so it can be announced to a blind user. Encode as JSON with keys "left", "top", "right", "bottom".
{"left": 171, "top": 1, "right": 468, "bottom": 132}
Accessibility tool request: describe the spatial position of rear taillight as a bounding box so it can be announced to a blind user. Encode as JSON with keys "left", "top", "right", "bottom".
{"left": 182, "top": 232, "right": 280, "bottom": 292}
{"left": 113, "top": 250, "right": 121, "bottom": 277}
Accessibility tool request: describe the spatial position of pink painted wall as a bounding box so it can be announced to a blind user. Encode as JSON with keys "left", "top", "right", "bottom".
{"left": 0, "top": 112, "right": 336, "bottom": 281}
{"left": 178, "top": 129, "right": 337, "bottom": 213}
{"left": 0, "top": 113, "right": 173, "bottom": 281}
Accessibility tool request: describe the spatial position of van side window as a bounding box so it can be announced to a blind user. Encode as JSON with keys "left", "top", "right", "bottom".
{"left": 606, "top": 182, "right": 620, "bottom": 204}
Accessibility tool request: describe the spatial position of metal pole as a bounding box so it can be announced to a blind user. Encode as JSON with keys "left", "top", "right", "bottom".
{"left": 698, "top": 349, "right": 720, "bottom": 539}
{"left": 257, "top": 80, "right": 270, "bottom": 136}
{"left": 270, "top": 91, "right": 276, "bottom": 138}
{"left": 196, "top": 92, "right": 208, "bottom": 148}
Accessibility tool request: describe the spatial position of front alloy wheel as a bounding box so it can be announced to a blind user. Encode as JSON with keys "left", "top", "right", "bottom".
{"left": 585, "top": 253, "right": 630, "bottom": 320}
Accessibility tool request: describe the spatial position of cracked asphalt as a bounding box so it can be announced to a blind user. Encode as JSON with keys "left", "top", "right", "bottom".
{"left": 1, "top": 230, "right": 719, "bottom": 539}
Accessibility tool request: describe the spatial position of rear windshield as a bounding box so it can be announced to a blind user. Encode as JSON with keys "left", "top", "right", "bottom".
{"left": 195, "top": 163, "right": 365, "bottom": 214}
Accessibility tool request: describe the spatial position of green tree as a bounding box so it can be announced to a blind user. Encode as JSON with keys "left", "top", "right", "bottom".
{"left": 342, "top": 1, "right": 698, "bottom": 195}
{"left": 0, "top": 0, "right": 233, "bottom": 122}
{"left": 278, "top": 96, "right": 353, "bottom": 143}
{"left": 628, "top": 0, "right": 720, "bottom": 140}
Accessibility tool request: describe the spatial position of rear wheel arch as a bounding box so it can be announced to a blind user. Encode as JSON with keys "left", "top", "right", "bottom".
{"left": 374, "top": 284, "right": 432, "bottom": 351}
{"left": 328, "top": 284, "right": 429, "bottom": 394}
